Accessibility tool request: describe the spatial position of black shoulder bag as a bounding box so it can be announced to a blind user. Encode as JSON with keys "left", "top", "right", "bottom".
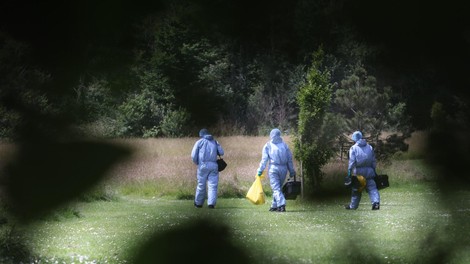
{"left": 216, "top": 144, "right": 227, "bottom": 172}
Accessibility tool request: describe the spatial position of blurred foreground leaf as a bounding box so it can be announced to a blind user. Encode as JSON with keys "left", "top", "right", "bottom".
{"left": 1, "top": 141, "right": 130, "bottom": 221}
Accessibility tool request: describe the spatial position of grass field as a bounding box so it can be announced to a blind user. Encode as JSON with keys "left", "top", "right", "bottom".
{"left": 5, "top": 184, "right": 470, "bottom": 264}
{"left": 1, "top": 132, "right": 470, "bottom": 263}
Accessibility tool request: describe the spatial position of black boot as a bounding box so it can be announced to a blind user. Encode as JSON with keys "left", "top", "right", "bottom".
{"left": 345, "top": 205, "right": 356, "bottom": 210}
{"left": 269, "top": 207, "right": 277, "bottom": 212}
{"left": 277, "top": 205, "right": 286, "bottom": 212}
{"left": 372, "top": 202, "right": 380, "bottom": 210}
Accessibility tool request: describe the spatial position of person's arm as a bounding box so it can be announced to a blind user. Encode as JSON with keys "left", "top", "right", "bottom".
{"left": 370, "top": 145, "right": 377, "bottom": 174}
{"left": 257, "top": 143, "right": 270, "bottom": 176}
{"left": 216, "top": 140, "right": 224, "bottom": 156}
{"left": 191, "top": 140, "right": 200, "bottom": 165}
{"left": 348, "top": 146, "right": 356, "bottom": 177}
{"left": 286, "top": 146, "right": 296, "bottom": 177}
{"left": 344, "top": 146, "right": 356, "bottom": 186}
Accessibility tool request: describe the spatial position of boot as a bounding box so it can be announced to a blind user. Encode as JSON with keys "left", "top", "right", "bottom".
{"left": 372, "top": 202, "right": 380, "bottom": 210}
{"left": 277, "top": 205, "right": 286, "bottom": 212}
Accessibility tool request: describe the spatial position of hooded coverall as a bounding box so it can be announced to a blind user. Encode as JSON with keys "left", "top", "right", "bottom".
{"left": 191, "top": 132, "right": 224, "bottom": 207}
{"left": 257, "top": 129, "right": 296, "bottom": 209}
{"left": 348, "top": 138, "right": 380, "bottom": 209}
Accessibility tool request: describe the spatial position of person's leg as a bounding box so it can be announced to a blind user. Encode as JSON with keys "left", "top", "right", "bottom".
{"left": 277, "top": 168, "right": 287, "bottom": 212}
{"left": 194, "top": 170, "right": 208, "bottom": 207}
{"left": 347, "top": 189, "right": 362, "bottom": 209}
{"left": 207, "top": 171, "right": 219, "bottom": 208}
{"left": 269, "top": 172, "right": 280, "bottom": 209}
{"left": 270, "top": 171, "right": 286, "bottom": 211}
{"left": 366, "top": 178, "right": 380, "bottom": 210}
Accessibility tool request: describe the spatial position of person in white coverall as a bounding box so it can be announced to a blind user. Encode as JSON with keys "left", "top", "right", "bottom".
{"left": 344, "top": 131, "right": 381, "bottom": 210}
{"left": 257, "top": 128, "right": 296, "bottom": 212}
{"left": 191, "top": 128, "right": 224, "bottom": 209}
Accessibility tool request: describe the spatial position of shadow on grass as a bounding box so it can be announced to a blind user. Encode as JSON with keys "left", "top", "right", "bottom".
{"left": 130, "top": 218, "right": 253, "bottom": 264}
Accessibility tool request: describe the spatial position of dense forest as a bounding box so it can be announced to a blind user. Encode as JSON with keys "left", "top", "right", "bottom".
{"left": 1, "top": 0, "right": 469, "bottom": 140}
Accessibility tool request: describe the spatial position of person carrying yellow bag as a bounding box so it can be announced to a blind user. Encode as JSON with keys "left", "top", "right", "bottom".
{"left": 246, "top": 171, "right": 266, "bottom": 205}
{"left": 256, "top": 128, "right": 296, "bottom": 212}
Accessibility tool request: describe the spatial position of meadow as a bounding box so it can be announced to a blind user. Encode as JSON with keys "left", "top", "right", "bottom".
{"left": 1, "top": 131, "right": 470, "bottom": 263}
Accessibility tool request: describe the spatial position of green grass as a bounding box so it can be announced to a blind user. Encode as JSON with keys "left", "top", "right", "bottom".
{"left": 2, "top": 182, "right": 468, "bottom": 264}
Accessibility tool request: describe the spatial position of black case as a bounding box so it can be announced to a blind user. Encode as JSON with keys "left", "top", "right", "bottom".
{"left": 217, "top": 158, "right": 227, "bottom": 172}
{"left": 282, "top": 175, "right": 302, "bottom": 200}
{"left": 374, "top": 174, "right": 389, "bottom": 190}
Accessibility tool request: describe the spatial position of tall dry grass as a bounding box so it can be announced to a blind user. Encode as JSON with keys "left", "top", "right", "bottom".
{"left": 107, "top": 136, "right": 284, "bottom": 198}
{"left": 403, "top": 130, "right": 428, "bottom": 158}
{"left": 316, "top": 131, "right": 433, "bottom": 190}
{"left": 108, "top": 131, "right": 433, "bottom": 197}
{"left": 0, "top": 131, "right": 433, "bottom": 199}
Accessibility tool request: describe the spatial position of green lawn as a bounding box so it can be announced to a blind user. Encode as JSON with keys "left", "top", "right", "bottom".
{"left": 5, "top": 183, "right": 469, "bottom": 264}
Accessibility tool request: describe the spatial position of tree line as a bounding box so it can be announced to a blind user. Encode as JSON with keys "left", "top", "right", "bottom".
{"left": 1, "top": 0, "right": 468, "bottom": 142}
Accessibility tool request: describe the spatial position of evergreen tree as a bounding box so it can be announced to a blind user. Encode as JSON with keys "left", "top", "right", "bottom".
{"left": 295, "top": 48, "right": 339, "bottom": 192}
{"left": 334, "top": 64, "right": 409, "bottom": 158}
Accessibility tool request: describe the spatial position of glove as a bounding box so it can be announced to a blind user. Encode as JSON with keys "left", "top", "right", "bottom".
{"left": 257, "top": 171, "right": 262, "bottom": 177}
{"left": 344, "top": 176, "right": 352, "bottom": 187}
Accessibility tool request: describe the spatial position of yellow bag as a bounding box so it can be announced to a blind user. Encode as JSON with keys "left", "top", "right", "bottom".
{"left": 353, "top": 175, "right": 367, "bottom": 192}
{"left": 246, "top": 176, "right": 265, "bottom": 205}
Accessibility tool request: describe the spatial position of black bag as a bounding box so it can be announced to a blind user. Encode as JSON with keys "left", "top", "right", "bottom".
{"left": 217, "top": 158, "right": 227, "bottom": 172}
{"left": 374, "top": 174, "right": 389, "bottom": 190}
{"left": 216, "top": 143, "right": 227, "bottom": 172}
{"left": 282, "top": 175, "right": 302, "bottom": 200}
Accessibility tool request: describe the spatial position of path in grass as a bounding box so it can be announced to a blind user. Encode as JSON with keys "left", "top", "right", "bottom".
{"left": 24, "top": 184, "right": 470, "bottom": 263}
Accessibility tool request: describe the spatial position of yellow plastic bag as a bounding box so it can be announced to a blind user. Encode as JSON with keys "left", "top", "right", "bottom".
{"left": 356, "top": 175, "right": 367, "bottom": 192}
{"left": 246, "top": 176, "right": 266, "bottom": 205}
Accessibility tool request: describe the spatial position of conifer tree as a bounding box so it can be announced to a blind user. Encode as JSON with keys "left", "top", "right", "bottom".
{"left": 295, "top": 48, "right": 339, "bottom": 192}
{"left": 334, "top": 64, "right": 409, "bottom": 157}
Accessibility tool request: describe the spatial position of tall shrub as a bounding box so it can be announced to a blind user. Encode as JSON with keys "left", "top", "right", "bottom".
{"left": 294, "top": 48, "right": 337, "bottom": 192}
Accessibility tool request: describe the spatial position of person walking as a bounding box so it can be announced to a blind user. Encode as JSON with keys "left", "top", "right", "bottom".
{"left": 344, "top": 131, "right": 380, "bottom": 210}
{"left": 191, "top": 128, "right": 224, "bottom": 209}
{"left": 257, "top": 128, "right": 296, "bottom": 212}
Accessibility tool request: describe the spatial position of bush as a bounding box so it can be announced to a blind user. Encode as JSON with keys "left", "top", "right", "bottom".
{"left": 159, "top": 108, "right": 191, "bottom": 137}
{"left": 0, "top": 226, "right": 30, "bottom": 263}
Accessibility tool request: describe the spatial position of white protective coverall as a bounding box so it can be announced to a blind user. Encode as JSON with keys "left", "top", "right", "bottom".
{"left": 348, "top": 131, "right": 380, "bottom": 209}
{"left": 257, "top": 129, "right": 296, "bottom": 209}
{"left": 191, "top": 129, "right": 224, "bottom": 207}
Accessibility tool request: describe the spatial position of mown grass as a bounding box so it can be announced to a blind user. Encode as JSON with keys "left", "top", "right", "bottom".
{"left": 2, "top": 183, "right": 468, "bottom": 264}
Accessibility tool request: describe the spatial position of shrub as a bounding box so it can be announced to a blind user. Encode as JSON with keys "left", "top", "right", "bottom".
{"left": 0, "top": 226, "right": 30, "bottom": 263}
{"left": 159, "top": 108, "right": 191, "bottom": 137}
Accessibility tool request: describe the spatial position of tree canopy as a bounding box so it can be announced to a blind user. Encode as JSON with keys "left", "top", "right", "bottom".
{"left": 1, "top": 0, "right": 469, "bottom": 138}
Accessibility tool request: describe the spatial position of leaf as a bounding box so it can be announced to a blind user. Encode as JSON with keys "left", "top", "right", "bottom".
{"left": 2, "top": 141, "right": 131, "bottom": 221}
